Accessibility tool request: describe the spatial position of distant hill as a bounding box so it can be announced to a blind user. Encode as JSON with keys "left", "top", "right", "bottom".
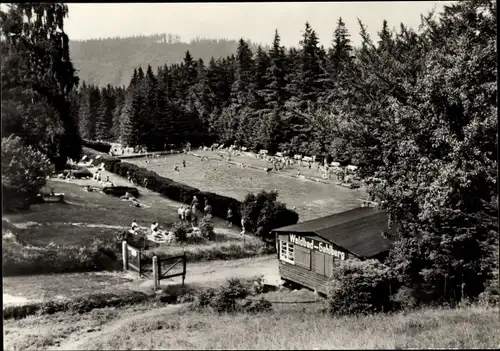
{"left": 69, "top": 33, "right": 270, "bottom": 87}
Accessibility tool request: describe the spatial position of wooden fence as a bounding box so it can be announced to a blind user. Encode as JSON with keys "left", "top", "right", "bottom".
{"left": 122, "top": 241, "right": 187, "bottom": 291}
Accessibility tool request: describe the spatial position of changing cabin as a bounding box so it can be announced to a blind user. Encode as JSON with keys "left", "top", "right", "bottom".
{"left": 272, "top": 207, "right": 395, "bottom": 295}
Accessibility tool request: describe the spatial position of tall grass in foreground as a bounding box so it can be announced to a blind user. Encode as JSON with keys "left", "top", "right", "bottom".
{"left": 73, "top": 305, "right": 499, "bottom": 350}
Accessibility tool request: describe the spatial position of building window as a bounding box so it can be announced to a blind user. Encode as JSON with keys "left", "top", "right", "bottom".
{"left": 280, "top": 240, "right": 294, "bottom": 264}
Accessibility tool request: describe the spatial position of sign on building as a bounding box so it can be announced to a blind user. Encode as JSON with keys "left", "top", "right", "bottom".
{"left": 289, "top": 234, "right": 346, "bottom": 260}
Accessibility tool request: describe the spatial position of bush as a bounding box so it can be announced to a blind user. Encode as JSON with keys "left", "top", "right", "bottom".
{"left": 211, "top": 277, "right": 249, "bottom": 313}
{"left": 199, "top": 214, "right": 215, "bottom": 240}
{"left": 390, "top": 285, "right": 418, "bottom": 310}
{"left": 240, "top": 190, "right": 299, "bottom": 247}
{"left": 82, "top": 139, "right": 112, "bottom": 154}
{"left": 242, "top": 297, "right": 273, "bottom": 313}
{"left": 190, "top": 277, "right": 272, "bottom": 314}
{"left": 327, "top": 259, "right": 398, "bottom": 316}
{"left": 2, "top": 135, "right": 54, "bottom": 212}
{"left": 171, "top": 222, "right": 190, "bottom": 242}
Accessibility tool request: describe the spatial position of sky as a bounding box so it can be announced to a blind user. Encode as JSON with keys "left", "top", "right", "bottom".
{"left": 65, "top": 2, "right": 456, "bottom": 48}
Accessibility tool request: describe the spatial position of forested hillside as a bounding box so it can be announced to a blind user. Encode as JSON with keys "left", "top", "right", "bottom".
{"left": 69, "top": 34, "right": 269, "bottom": 87}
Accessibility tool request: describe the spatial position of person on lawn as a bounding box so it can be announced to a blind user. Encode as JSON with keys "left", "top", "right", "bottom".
{"left": 191, "top": 195, "right": 199, "bottom": 208}
{"left": 131, "top": 199, "right": 141, "bottom": 208}
{"left": 182, "top": 159, "right": 186, "bottom": 167}
{"left": 131, "top": 219, "right": 139, "bottom": 230}
{"left": 226, "top": 207, "right": 233, "bottom": 228}
{"left": 191, "top": 209, "right": 198, "bottom": 227}
{"left": 178, "top": 205, "right": 185, "bottom": 221}
{"left": 204, "top": 200, "right": 212, "bottom": 215}
{"left": 131, "top": 219, "right": 139, "bottom": 234}
{"left": 241, "top": 217, "right": 246, "bottom": 235}
{"left": 185, "top": 206, "right": 192, "bottom": 223}
{"left": 151, "top": 221, "right": 159, "bottom": 234}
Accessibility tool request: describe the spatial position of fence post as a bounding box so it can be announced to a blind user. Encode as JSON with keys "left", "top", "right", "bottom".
{"left": 122, "top": 241, "right": 128, "bottom": 270}
{"left": 182, "top": 253, "right": 187, "bottom": 287}
{"left": 152, "top": 256, "right": 158, "bottom": 292}
{"left": 138, "top": 251, "right": 142, "bottom": 277}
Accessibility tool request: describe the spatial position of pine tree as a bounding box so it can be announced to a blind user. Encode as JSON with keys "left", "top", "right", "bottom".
{"left": 144, "top": 64, "right": 158, "bottom": 149}
{"left": 122, "top": 67, "right": 147, "bottom": 147}
{"left": 253, "top": 46, "right": 271, "bottom": 109}
{"left": 328, "top": 17, "right": 354, "bottom": 77}
{"left": 263, "top": 30, "right": 288, "bottom": 109}
{"left": 96, "top": 85, "right": 115, "bottom": 141}
{"left": 231, "top": 39, "right": 255, "bottom": 107}
{"left": 78, "top": 85, "right": 100, "bottom": 140}
{"left": 110, "top": 87, "right": 125, "bottom": 141}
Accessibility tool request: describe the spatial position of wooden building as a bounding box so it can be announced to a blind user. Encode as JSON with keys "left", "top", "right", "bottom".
{"left": 272, "top": 207, "right": 395, "bottom": 294}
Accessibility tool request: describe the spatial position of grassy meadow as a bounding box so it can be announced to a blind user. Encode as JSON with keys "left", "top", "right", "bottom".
{"left": 127, "top": 152, "right": 363, "bottom": 222}
{"left": 4, "top": 299, "right": 498, "bottom": 350}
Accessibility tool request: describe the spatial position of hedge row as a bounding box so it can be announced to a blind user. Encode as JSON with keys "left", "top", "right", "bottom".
{"left": 82, "top": 139, "right": 112, "bottom": 154}
{"left": 3, "top": 291, "right": 149, "bottom": 320}
{"left": 81, "top": 148, "right": 299, "bottom": 228}
{"left": 111, "top": 160, "right": 244, "bottom": 225}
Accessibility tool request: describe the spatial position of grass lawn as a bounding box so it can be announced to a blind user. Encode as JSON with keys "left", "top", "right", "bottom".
{"left": 127, "top": 153, "right": 364, "bottom": 222}
{"left": 3, "top": 177, "right": 247, "bottom": 247}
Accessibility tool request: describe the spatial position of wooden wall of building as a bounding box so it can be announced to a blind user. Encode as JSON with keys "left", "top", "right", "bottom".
{"left": 277, "top": 233, "right": 354, "bottom": 294}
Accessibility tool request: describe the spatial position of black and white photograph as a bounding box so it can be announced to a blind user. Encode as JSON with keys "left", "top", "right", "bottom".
{"left": 1, "top": 1, "right": 498, "bottom": 349}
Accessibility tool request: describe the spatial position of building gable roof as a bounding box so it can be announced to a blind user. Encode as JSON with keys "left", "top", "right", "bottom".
{"left": 273, "top": 207, "right": 394, "bottom": 258}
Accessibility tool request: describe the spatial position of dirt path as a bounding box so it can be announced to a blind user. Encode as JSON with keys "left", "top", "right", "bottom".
{"left": 46, "top": 256, "right": 279, "bottom": 350}
{"left": 48, "top": 304, "right": 186, "bottom": 351}
{"left": 126, "top": 254, "right": 280, "bottom": 293}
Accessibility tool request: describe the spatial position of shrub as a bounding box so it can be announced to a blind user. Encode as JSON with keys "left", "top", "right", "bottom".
{"left": 242, "top": 297, "right": 273, "bottom": 313}
{"left": 390, "top": 285, "right": 418, "bottom": 310}
{"left": 240, "top": 190, "right": 299, "bottom": 247}
{"left": 190, "top": 277, "right": 272, "bottom": 314}
{"left": 2, "top": 135, "right": 54, "bottom": 212}
{"left": 248, "top": 275, "right": 266, "bottom": 296}
{"left": 193, "top": 288, "right": 217, "bottom": 309}
{"left": 327, "top": 259, "right": 398, "bottom": 316}
{"left": 199, "top": 214, "right": 215, "bottom": 240}
{"left": 209, "top": 278, "right": 249, "bottom": 313}
{"left": 171, "top": 222, "right": 190, "bottom": 242}
{"left": 82, "top": 139, "right": 112, "bottom": 153}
